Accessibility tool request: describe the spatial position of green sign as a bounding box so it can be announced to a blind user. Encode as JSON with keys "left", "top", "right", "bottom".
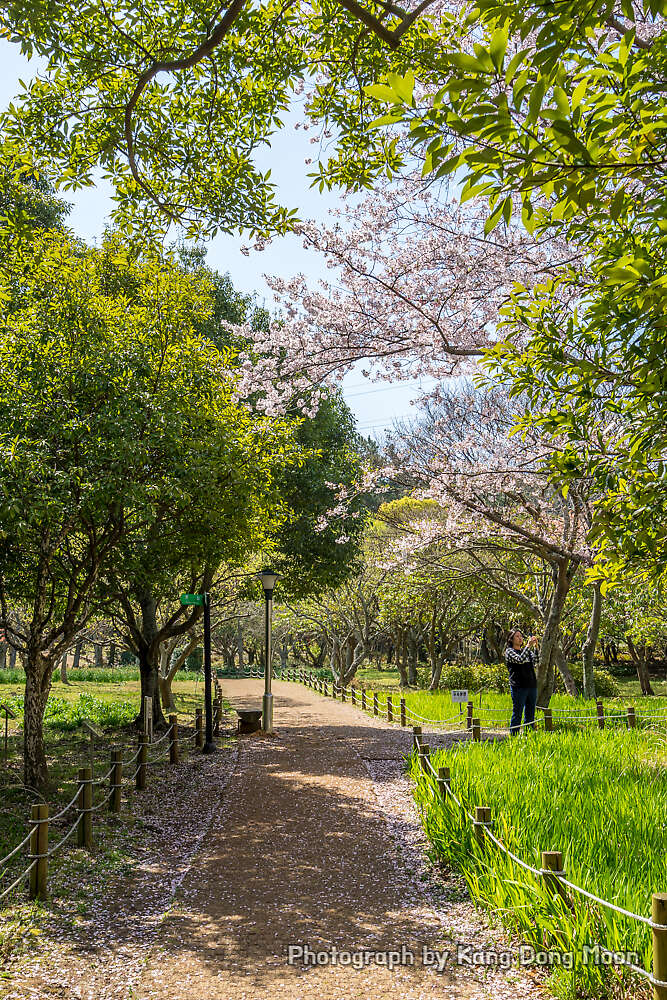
{"left": 180, "top": 593, "right": 204, "bottom": 606}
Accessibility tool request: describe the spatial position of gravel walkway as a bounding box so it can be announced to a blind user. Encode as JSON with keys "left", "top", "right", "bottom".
{"left": 134, "top": 679, "right": 545, "bottom": 1000}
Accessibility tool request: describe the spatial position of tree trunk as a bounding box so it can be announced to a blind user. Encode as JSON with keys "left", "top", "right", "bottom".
{"left": 555, "top": 642, "right": 578, "bottom": 697}
{"left": 428, "top": 611, "right": 441, "bottom": 689}
{"left": 581, "top": 581, "right": 602, "bottom": 700}
{"left": 136, "top": 595, "right": 167, "bottom": 730}
{"left": 627, "top": 636, "right": 654, "bottom": 695}
{"left": 341, "top": 641, "right": 365, "bottom": 686}
{"left": 60, "top": 651, "right": 70, "bottom": 685}
{"left": 280, "top": 641, "right": 288, "bottom": 671}
{"left": 537, "top": 559, "right": 577, "bottom": 705}
{"left": 237, "top": 621, "right": 244, "bottom": 670}
{"left": 159, "top": 635, "right": 198, "bottom": 712}
{"left": 0, "top": 643, "right": 6, "bottom": 670}
{"left": 94, "top": 643, "right": 103, "bottom": 669}
{"left": 8, "top": 646, "right": 17, "bottom": 670}
{"left": 72, "top": 641, "right": 83, "bottom": 670}
{"left": 407, "top": 632, "right": 418, "bottom": 686}
{"left": 396, "top": 631, "right": 409, "bottom": 688}
{"left": 429, "top": 661, "right": 444, "bottom": 691}
{"left": 107, "top": 641, "right": 116, "bottom": 669}
{"left": 23, "top": 650, "right": 52, "bottom": 788}
{"left": 158, "top": 674, "right": 175, "bottom": 713}
{"left": 138, "top": 648, "right": 166, "bottom": 728}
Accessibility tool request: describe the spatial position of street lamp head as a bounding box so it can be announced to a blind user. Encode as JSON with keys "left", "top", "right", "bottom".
{"left": 258, "top": 568, "right": 278, "bottom": 595}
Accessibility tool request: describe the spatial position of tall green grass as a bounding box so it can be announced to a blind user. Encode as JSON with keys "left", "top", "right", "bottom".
{"left": 399, "top": 688, "right": 667, "bottom": 729}
{"left": 411, "top": 730, "right": 664, "bottom": 996}
{"left": 6, "top": 692, "right": 136, "bottom": 730}
{"left": 0, "top": 666, "right": 141, "bottom": 684}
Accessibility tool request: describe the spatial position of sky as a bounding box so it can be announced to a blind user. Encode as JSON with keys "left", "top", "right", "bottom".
{"left": 0, "top": 39, "right": 430, "bottom": 436}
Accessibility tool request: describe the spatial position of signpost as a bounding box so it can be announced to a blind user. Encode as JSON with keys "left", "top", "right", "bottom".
{"left": 180, "top": 592, "right": 215, "bottom": 753}
{"left": 451, "top": 688, "right": 469, "bottom": 704}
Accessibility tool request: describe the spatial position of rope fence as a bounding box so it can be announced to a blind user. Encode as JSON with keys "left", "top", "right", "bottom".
{"left": 414, "top": 737, "right": 667, "bottom": 997}
{"left": 275, "top": 668, "right": 667, "bottom": 738}
{"left": 0, "top": 693, "right": 209, "bottom": 907}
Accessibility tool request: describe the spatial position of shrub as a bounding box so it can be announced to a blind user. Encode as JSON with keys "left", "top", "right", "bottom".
{"left": 554, "top": 662, "right": 620, "bottom": 697}
{"left": 185, "top": 647, "right": 203, "bottom": 671}
{"left": 0, "top": 668, "right": 23, "bottom": 684}
{"left": 436, "top": 661, "right": 511, "bottom": 693}
{"left": 8, "top": 692, "right": 136, "bottom": 730}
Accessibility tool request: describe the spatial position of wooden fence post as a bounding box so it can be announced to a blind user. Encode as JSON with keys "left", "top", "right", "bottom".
{"left": 387, "top": 695, "right": 393, "bottom": 723}
{"left": 472, "top": 718, "right": 481, "bottom": 742}
{"left": 341, "top": 686, "right": 347, "bottom": 703}
{"left": 627, "top": 706, "right": 636, "bottom": 729}
{"left": 77, "top": 766, "right": 93, "bottom": 850}
{"left": 195, "top": 708, "right": 203, "bottom": 748}
{"left": 110, "top": 750, "right": 123, "bottom": 813}
{"left": 136, "top": 735, "right": 148, "bottom": 790}
{"left": 652, "top": 894, "right": 667, "bottom": 1000}
{"left": 144, "top": 696, "right": 153, "bottom": 743}
{"left": 596, "top": 700, "right": 605, "bottom": 730}
{"left": 467, "top": 701, "right": 473, "bottom": 730}
{"left": 541, "top": 850, "right": 568, "bottom": 903}
{"left": 419, "top": 743, "right": 430, "bottom": 773}
{"left": 29, "top": 803, "right": 49, "bottom": 900}
{"left": 437, "top": 766, "right": 450, "bottom": 802}
{"left": 400, "top": 697, "right": 406, "bottom": 727}
{"left": 543, "top": 707, "right": 553, "bottom": 732}
{"left": 324, "top": 681, "right": 328, "bottom": 697}
{"left": 169, "top": 715, "right": 179, "bottom": 764}
{"left": 474, "top": 806, "right": 491, "bottom": 848}
{"left": 373, "top": 692, "right": 378, "bottom": 716}
{"left": 412, "top": 725, "right": 422, "bottom": 753}
{"left": 351, "top": 686, "right": 356, "bottom": 706}
{"left": 361, "top": 690, "right": 366, "bottom": 711}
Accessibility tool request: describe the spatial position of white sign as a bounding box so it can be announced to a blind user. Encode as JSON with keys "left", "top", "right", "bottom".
{"left": 451, "top": 689, "right": 469, "bottom": 703}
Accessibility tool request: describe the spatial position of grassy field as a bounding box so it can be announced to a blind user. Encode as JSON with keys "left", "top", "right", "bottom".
{"left": 0, "top": 672, "right": 211, "bottom": 890}
{"left": 408, "top": 729, "right": 664, "bottom": 998}
{"left": 346, "top": 666, "right": 667, "bottom": 728}
{"left": 0, "top": 667, "right": 235, "bottom": 978}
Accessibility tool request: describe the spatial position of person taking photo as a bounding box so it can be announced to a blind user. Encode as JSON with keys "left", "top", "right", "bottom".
{"left": 505, "top": 629, "right": 538, "bottom": 735}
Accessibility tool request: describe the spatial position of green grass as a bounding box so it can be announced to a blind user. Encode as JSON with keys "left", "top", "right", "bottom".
{"left": 0, "top": 666, "right": 144, "bottom": 685}
{"left": 0, "top": 674, "right": 207, "bottom": 862}
{"left": 338, "top": 667, "right": 667, "bottom": 729}
{"left": 410, "top": 730, "right": 664, "bottom": 997}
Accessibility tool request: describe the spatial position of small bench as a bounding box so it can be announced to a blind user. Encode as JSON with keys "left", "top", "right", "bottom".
{"left": 236, "top": 709, "right": 263, "bottom": 734}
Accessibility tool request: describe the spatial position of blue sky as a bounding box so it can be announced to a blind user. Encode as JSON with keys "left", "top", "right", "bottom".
{"left": 0, "top": 39, "right": 429, "bottom": 435}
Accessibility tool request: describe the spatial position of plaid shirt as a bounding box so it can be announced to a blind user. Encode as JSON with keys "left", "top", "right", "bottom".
{"left": 505, "top": 645, "right": 538, "bottom": 688}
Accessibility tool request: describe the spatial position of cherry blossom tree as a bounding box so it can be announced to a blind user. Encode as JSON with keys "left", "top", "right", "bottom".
{"left": 248, "top": 175, "right": 568, "bottom": 391}
{"left": 372, "top": 385, "right": 599, "bottom": 703}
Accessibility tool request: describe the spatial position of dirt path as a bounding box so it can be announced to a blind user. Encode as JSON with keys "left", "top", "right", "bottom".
{"left": 135, "top": 679, "right": 544, "bottom": 1000}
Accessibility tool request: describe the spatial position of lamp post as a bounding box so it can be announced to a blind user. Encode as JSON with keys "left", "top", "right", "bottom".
{"left": 180, "top": 589, "right": 215, "bottom": 753}
{"left": 258, "top": 569, "right": 278, "bottom": 733}
{"left": 202, "top": 591, "right": 216, "bottom": 753}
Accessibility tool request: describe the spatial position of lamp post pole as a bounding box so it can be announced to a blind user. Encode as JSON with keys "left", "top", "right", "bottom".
{"left": 263, "top": 586, "right": 273, "bottom": 734}
{"left": 258, "top": 569, "right": 278, "bottom": 734}
{"left": 202, "top": 591, "right": 216, "bottom": 753}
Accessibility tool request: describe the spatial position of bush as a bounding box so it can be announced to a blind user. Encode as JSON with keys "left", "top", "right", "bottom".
{"left": 185, "top": 647, "right": 203, "bottom": 671}
{"left": 555, "top": 662, "right": 620, "bottom": 697}
{"left": 119, "top": 650, "right": 138, "bottom": 666}
{"left": 0, "top": 668, "right": 23, "bottom": 684}
{"left": 434, "top": 659, "right": 620, "bottom": 698}
{"left": 436, "top": 661, "right": 512, "bottom": 693}
{"left": 65, "top": 667, "right": 139, "bottom": 683}
{"left": 8, "top": 692, "right": 136, "bottom": 730}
